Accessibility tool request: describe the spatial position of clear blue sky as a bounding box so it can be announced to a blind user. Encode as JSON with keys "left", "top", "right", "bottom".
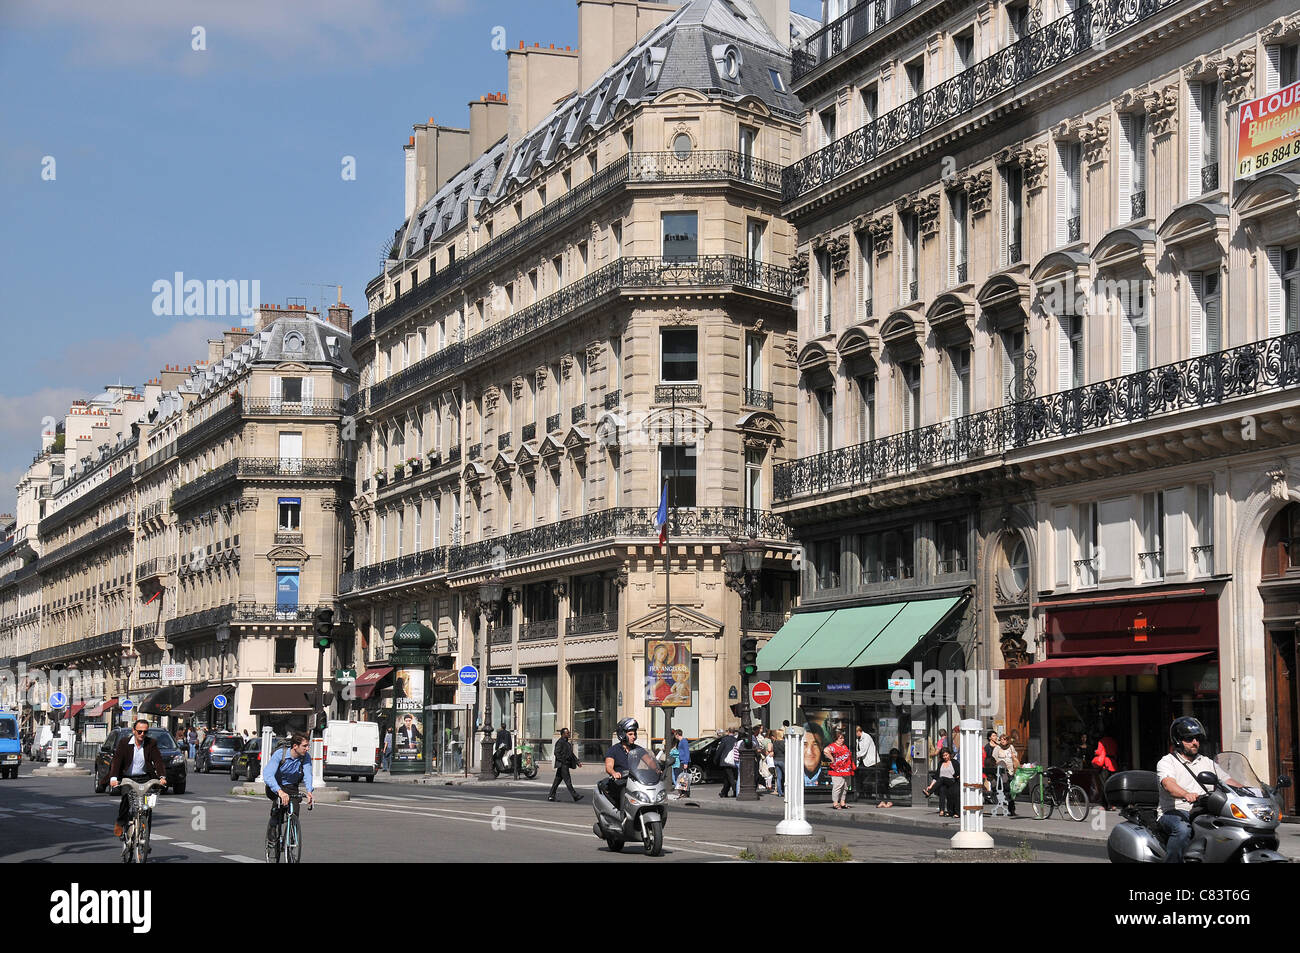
{"left": 0, "top": 0, "right": 820, "bottom": 514}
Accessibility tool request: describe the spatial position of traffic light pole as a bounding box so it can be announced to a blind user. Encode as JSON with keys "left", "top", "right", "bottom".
{"left": 736, "top": 597, "right": 758, "bottom": 802}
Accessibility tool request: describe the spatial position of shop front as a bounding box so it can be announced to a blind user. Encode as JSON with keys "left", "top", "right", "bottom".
{"left": 758, "top": 595, "right": 971, "bottom": 804}
{"left": 137, "top": 685, "right": 185, "bottom": 732}
{"left": 172, "top": 684, "right": 235, "bottom": 731}
{"left": 248, "top": 683, "right": 318, "bottom": 736}
{"left": 570, "top": 662, "right": 617, "bottom": 761}
{"left": 1007, "top": 592, "right": 1221, "bottom": 800}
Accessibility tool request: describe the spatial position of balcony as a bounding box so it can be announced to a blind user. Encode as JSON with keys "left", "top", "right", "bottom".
{"left": 546, "top": 413, "right": 561, "bottom": 433}
{"left": 274, "top": 532, "right": 304, "bottom": 546}
{"left": 28, "top": 628, "right": 129, "bottom": 666}
{"left": 488, "top": 624, "right": 513, "bottom": 646}
{"left": 655, "top": 384, "right": 702, "bottom": 404}
{"left": 792, "top": 0, "right": 902, "bottom": 84}
{"left": 1067, "top": 215, "right": 1081, "bottom": 244}
{"left": 176, "top": 401, "right": 241, "bottom": 456}
{"left": 346, "top": 547, "right": 450, "bottom": 595}
{"left": 774, "top": 331, "right": 1300, "bottom": 502}
{"left": 567, "top": 611, "right": 617, "bottom": 636}
{"left": 519, "top": 619, "right": 558, "bottom": 642}
{"left": 41, "top": 515, "right": 132, "bottom": 572}
{"left": 1201, "top": 163, "right": 1220, "bottom": 194}
{"left": 244, "top": 398, "right": 347, "bottom": 416}
{"left": 171, "top": 458, "right": 349, "bottom": 512}
{"left": 522, "top": 422, "right": 537, "bottom": 442}
{"left": 1139, "top": 550, "right": 1164, "bottom": 582}
{"left": 1131, "top": 190, "right": 1146, "bottom": 220}
{"left": 604, "top": 390, "right": 622, "bottom": 410}
{"left": 783, "top": 0, "right": 1180, "bottom": 205}
{"left": 135, "top": 555, "right": 176, "bottom": 580}
{"left": 743, "top": 610, "right": 786, "bottom": 632}
{"left": 571, "top": 405, "right": 587, "bottom": 424}
{"left": 629, "top": 150, "right": 784, "bottom": 191}
{"left": 498, "top": 433, "right": 512, "bottom": 451}
{"left": 743, "top": 388, "right": 774, "bottom": 410}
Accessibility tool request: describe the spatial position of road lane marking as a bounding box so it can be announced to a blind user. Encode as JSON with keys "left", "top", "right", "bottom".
{"left": 223, "top": 854, "right": 261, "bottom": 863}
{"left": 173, "top": 841, "right": 222, "bottom": 853}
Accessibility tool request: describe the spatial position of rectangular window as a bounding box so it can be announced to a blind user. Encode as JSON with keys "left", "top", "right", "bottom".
{"left": 856, "top": 375, "right": 875, "bottom": 444}
{"left": 901, "top": 361, "right": 921, "bottom": 431}
{"left": 396, "top": 510, "right": 405, "bottom": 557}
{"left": 860, "top": 84, "right": 878, "bottom": 126}
{"left": 857, "top": 230, "right": 874, "bottom": 320}
{"left": 745, "top": 448, "right": 762, "bottom": 511}
{"left": 952, "top": 31, "right": 974, "bottom": 76}
{"left": 1001, "top": 329, "right": 1024, "bottom": 402}
{"left": 814, "top": 538, "right": 842, "bottom": 591}
{"left": 745, "top": 332, "right": 762, "bottom": 390}
{"left": 948, "top": 346, "right": 970, "bottom": 418}
{"left": 937, "top": 518, "right": 968, "bottom": 574}
{"left": 414, "top": 502, "right": 422, "bottom": 551}
{"left": 1001, "top": 164, "right": 1023, "bottom": 265}
{"left": 577, "top": 241, "right": 589, "bottom": 276}
{"left": 278, "top": 431, "right": 303, "bottom": 467}
{"left": 660, "top": 328, "right": 698, "bottom": 382}
{"left": 1007, "top": 2, "right": 1029, "bottom": 43}
{"left": 739, "top": 124, "right": 758, "bottom": 179}
{"left": 949, "top": 190, "right": 968, "bottom": 285}
{"left": 277, "top": 498, "right": 301, "bottom": 532}
{"left": 816, "top": 387, "right": 834, "bottom": 452}
{"left": 610, "top": 335, "right": 623, "bottom": 391}
{"left": 1121, "top": 283, "right": 1150, "bottom": 373}
{"left": 1141, "top": 491, "right": 1164, "bottom": 581}
{"left": 1266, "top": 42, "right": 1300, "bottom": 92}
{"left": 433, "top": 496, "right": 441, "bottom": 545}
{"left": 1194, "top": 483, "right": 1214, "bottom": 575}
{"left": 1189, "top": 271, "right": 1221, "bottom": 357}
{"left": 611, "top": 221, "right": 622, "bottom": 259}
{"left": 746, "top": 218, "right": 765, "bottom": 262}
{"left": 661, "top": 211, "right": 698, "bottom": 260}
{"left": 1269, "top": 246, "right": 1300, "bottom": 336}
{"left": 902, "top": 214, "right": 919, "bottom": 302}
{"left": 905, "top": 58, "right": 924, "bottom": 99}
{"left": 1056, "top": 141, "right": 1081, "bottom": 246}
{"left": 274, "top": 638, "right": 296, "bottom": 673}
{"left": 819, "top": 106, "right": 837, "bottom": 146}
{"left": 1057, "top": 314, "right": 1084, "bottom": 390}
{"left": 881, "top": 527, "right": 915, "bottom": 581}
{"left": 816, "top": 249, "right": 831, "bottom": 332}
{"left": 1118, "top": 113, "right": 1147, "bottom": 224}
{"left": 659, "top": 445, "right": 697, "bottom": 508}
{"left": 552, "top": 256, "right": 563, "bottom": 290}
{"left": 275, "top": 567, "right": 300, "bottom": 614}
{"left": 1077, "top": 502, "right": 1099, "bottom": 586}
{"left": 1188, "top": 80, "right": 1220, "bottom": 197}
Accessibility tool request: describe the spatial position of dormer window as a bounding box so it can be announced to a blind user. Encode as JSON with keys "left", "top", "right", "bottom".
{"left": 713, "top": 44, "right": 742, "bottom": 81}
{"left": 283, "top": 332, "right": 305, "bottom": 353}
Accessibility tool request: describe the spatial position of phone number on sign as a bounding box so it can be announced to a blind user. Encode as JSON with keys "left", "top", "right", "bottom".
{"left": 1242, "top": 140, "right": 1296, "bottom": 175}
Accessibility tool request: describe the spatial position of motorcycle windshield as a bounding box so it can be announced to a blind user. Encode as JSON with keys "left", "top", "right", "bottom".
{"left": 627, "top": 747, "right": 662, "bottom": 785}
{"left": 1215, "top": 751, "right": 1265, "bottom": 796}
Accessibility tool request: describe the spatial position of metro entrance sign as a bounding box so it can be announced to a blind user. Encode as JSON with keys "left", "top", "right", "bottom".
{"left": 750, "top": 681, "right": 773, "bottom": 707}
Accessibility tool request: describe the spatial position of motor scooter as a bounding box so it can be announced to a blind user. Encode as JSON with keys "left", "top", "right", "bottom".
{"left": 1106, "top": 751, "right": 1291, "bottom": 863}
{"left": 592, "top": 747, "right": 668, "bottom": 856}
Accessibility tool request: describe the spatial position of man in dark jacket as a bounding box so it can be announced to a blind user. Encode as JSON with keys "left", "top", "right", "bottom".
{"left": 716, "top": 729, "right": 738, "bottom": 798}
{"left": 548, "top": 727, "right": 584, "bottom": 802}
{"left": 107, "top": 719, "right": 168, "bottom": 837}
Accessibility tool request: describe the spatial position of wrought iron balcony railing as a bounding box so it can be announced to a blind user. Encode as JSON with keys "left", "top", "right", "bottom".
{"left": 775, "top": 331, "right": 1300, "bottom": 502}
{"left": 498, "top": 433, "right": 512, "bottom": 450}
{"left": 783, "top": 0, "right": 1181, "bottom": 204}
{"left": 171, "top": 458, "right": 348, "bottom": 511}
{"left": 28, "top": 628, "right": 129, "bottom": 666}
{"left": 743, "top": 609, "right": 787, "bottom": 632}
{"left": 165, "top": 604, "right": 234, "bottom": 638}
{"left": 567, "top": 611, "right": 617, "bottom": 637}
{"left": 243, "top": 399, "right": 347, "bottom": 416}
{"left": 488, "top": 624, "right": 513, "bottom": 645}
{"left": 346, "top": 547, "right": 450, "bottom": 595}
{"left": 522, "top": 422, "right": 537, "bottom": 442}
{"left": 743, "top": 388, "right": 774, "bottom": 410}
{"left": 956, "top": 262, "right": 968, "bottom": 284}
{"left": 41, "top": 515, "right": 132, "bottom": 572}
{"left": 604, "top": 390, "right": 622, "bottom": 410}
{"left": 175, "top": 402, "right": 241, "bottom": 456}
{"left": 909, "top": 280, "right": 919, "bottom": 302}
{"left": 792, "top": 0, "right": 897, "bottom": 83}
{"left": 1007, "top": 242, "right": 1022, "bottom": 264}
{"left": 1130, "top": 190, "right": 1146, "bottom": 220}
{"left": 1067, "top": 215, "right": 1082, "bottom": 243}
{"left": 448, "top": 506, "right": 789, "bottom": 573}
{"left": 519, "top": 619, "right": 559, "bottom": 642}
{"left": 135, "top": 555, "right": 176, "bottom": 580}
{"left": 546, "top": 413, "right": 561, "bottom": 433}
{"left": 274, "top": 532, "right": 303, "bottom": 546}
{"left": 629, "top": 150, "right": 783, "bottom": 191}
{"left": 1201, "top": 163, "right": 1219, "bottom": 194}
{"left": 655, "top": 384, "right": 702, "bottom": 403}
{"left": 572, "top": 405, "right": 587, "bottom": 424}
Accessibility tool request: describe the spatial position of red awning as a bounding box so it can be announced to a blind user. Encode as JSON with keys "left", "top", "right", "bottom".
{"left": 85, "top": 698, "right": 118, "bottom": 718}
{"left": 351, "top": 666, "right": 394, "bottom": 701}
{"left": 64, "top": 702, "right": 85, "bottom": 718}
{"left": 999, "top": 651, "right": 1211, "bottom": 679}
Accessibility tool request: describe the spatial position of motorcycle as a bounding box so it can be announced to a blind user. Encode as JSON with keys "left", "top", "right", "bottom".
{"left": 1106, "top": 750, "right": 1292, "bottom": 863}
{"left": 492, "top": 738, "right": 539, "bottom": 780}
{"left": 592, "top": 747, "right": 668, "bottom": 856}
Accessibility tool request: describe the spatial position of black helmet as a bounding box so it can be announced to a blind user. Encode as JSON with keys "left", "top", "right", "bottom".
{"left": 1170, "top": 716, "right": 1206, "bottom": 750}
{"left": 616, "top": 717, "right": 639, "bottom": 746}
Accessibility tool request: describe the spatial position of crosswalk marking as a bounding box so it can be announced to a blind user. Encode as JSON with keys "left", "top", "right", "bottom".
{"left": 150, "top": 834, "right": 172, "bottom": 841}
{"left": 22, "top": 802, "right": 61, "bottom": 810}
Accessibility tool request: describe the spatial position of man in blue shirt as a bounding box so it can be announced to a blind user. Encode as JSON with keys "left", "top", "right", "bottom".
{"left": 263, "top": 732, "right": 314, "bottom": 851}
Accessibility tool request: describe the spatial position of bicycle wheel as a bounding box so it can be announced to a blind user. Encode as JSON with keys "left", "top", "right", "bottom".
{"left": 285, "top": 813, "right": 302, "bottom": 864}
{"left": 135, "top": 812, "right": 151, "bottom": 864}
{"left": 266, "top": 817, "right": 282, "bottom": 864}
{"left": 1064, "top": 783, "right": 1089, "bottom": 822}
{"left": 121, "top": 822, "right": 134, "bottom": 864}
{"left": 1026, "top": 779, "right": 1053, "bottom": 820}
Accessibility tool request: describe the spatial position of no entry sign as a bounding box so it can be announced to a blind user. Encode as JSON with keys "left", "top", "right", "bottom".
{"left": 750, "top": 681, "right": 773, "bottom": 707}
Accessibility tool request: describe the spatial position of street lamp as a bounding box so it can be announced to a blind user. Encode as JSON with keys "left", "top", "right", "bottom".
{"left": 724, "top": 536, "right": 765, "bottom": 801}
{"left": 476, "top": 574, "right": 504, "bottom": 781}
{"left": 215, "top": 625, "right": 230, "bottom": 732}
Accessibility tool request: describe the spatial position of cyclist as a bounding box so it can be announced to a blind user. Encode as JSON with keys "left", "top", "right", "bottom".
{"left": 108, "top": 718, "right": 168, "bottom": 838}
{"left": 263, "top": 732, "right": 315, "bottom": 852}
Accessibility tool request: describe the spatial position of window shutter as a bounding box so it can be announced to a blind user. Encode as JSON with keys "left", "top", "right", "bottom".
{"left": 1164, "top": 487, "right": 1186, "bottom": 577}
{"left": 1058, "top": 315, "right": 1073, "bottom": 390}
{"left": 1206, "top": 285, "right": 1221, "bottom": 353}
{"left": 1118, "top": 114, "right": 1133, "bottom": 225}
{"left": 1134, "top": 117, "right": 1146, "bottom": 194}
{"left": 1266, "top": 45, "right": 1282, "bottom": 94}
{"left": 301, "top": 376, "right": 314, "bottom": 414}
{"left": 898, "top": 222, "right": 909, "bottom": 300}
{"left": 945, "top": 205, "right": 953, "bottom": 286}
{"left": 999, "top": 171, "right": 1010, "bottom": 267}
{"left": 856, "top": 234, "right": 866, "bottom": 321}
{"left": 1267, "top": 247, "right": 1284, "bottom": 336}
{"left": 949, "top": 353, "right": 961, "bottom": 419}
{"left": 1288, "top": 276, "right": 1300, "bottom": 334}
{"left": 270, "top": 375, "right": 282, "bottom": 411}
{"left": 1055, "top": 144, "right": 1069, "bottom": 247}
{"left": 1120, "top": 300, "right": 1136, "bottom": 375}
{"left": 1188, "top": 271, "right": 1205, "bottom": 357}
{"left": 901, "top": 373, "right": 914, "bottom": 431}
{"left": 1187, "top": 82, "right": 1203, "bottom": 197}
{"left": 1053, "top": 504, "right": 1072, "bottom": 588}
{"left": 1135, "top": 320, "right": 1150, "bottom": 371}
{"left": 1002, "top": 338, "right": 1016, "bottom": 402}
{"left": 1069, "top": 146, "right": 1081, "bottom": 217}
{"left": 1205, "top": 83, "right": 1219, "bottom": 174}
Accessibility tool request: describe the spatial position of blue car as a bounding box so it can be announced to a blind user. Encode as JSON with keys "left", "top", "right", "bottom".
{"left": 0, "top": 712, "right": 20, "bottom": 779}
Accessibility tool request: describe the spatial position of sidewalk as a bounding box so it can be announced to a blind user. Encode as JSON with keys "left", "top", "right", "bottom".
{"left": 374, "top": 765, "right": 1300, "bottom": 855}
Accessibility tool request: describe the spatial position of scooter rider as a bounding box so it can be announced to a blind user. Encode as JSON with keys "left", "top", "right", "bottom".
{"left": 602, "top": 717, "right": 641, "bottom": 800}
{"left": 494, "top": 722, "right": 512, "bottom": 770}
{"left": 1155, "top": 716, "right": 1240, "bottom": 862}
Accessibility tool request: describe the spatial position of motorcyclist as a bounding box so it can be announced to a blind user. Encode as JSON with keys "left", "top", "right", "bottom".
{"left": 1154, "top": 716, "right": 1239, "bottom": 863}
{"left": 601, "top": 717, "right": 642, "bottom": 801}
{"left": 494, "top": 722, "right": 512, "bottom": 771}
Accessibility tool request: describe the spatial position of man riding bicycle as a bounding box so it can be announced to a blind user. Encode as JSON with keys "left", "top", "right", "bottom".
{"left": 108, "top": 717, "right": 168, "bottom": 839}
{"left": 263, "top": 732, "right": 315, "bottom": 851}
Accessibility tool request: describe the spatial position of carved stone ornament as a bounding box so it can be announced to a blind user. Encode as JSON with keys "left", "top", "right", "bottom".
{"left": 1052, "top": 118, "right": 1081, "bottom": 141}
{"left": 783, "top": 336, "right": 798, "bottom": 360}
{"left": 1114, "top": 88, "right": 1146, "bottom": 113}
{"left": 788, "top": 251, "right": 809, "bottom": 286}
{"left": 1080, "top": 116, "right": 1110, "bottom": 165}
{"left": 1264, "top": 14, "right": 1300, "bottom": 43}
{"left": 585, "top": 341, "right": 603, "bottom": 366}
{"left": 917, "top": 193, "right": 941, "bottom": 239}
{"left": 238, "top": 497, "right": 259, "bottom": 511}
{"left": 867, "top": 213, "right": 894, "bottom": 254}
{"left": 1000, "top": 616, "right": 1031, "bottom": 668}
{"left": 560, "top": 355, "right": 574, "bottom": 379}
{"left": 1268, "top": 468, "right": 1290, "bottom": 501}
{"left": 512, "top": 377, "right": 525, "bottom": 398}
{"left": 962, "top": 169, "right": 993, "bottom": 216}
{"left": 1018, "top": 145, "right": 1049, "bottom": 191}
{"left": 1183, "top": 53, "right": 1229, "bottom": 81}
{"left": 1145, "top": 85, "right": 1179, "bottom": 137}
{"left": 663, "top": 308, "right": 692, "bottom": 326}
{"left": 484, "top": 387, "right": 499, "bottom": 413}
{"left": 742, "top": 434, "right": 772, "bottom": 454}
{"left": 535, "top": 365, "right": 549, "bottom": 385}
{"left": 1220, "top": 48, "right": 1256, "bottom": 106}
{"left": 827, "top": 234, "right": 850, "bottom": 274}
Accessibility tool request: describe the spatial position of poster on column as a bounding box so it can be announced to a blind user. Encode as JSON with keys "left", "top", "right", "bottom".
{"left": 393, "top": 668, "right": 425, "bottom": 763}
{"left": 644, "top": 639, "right": 691, "bottom": 707}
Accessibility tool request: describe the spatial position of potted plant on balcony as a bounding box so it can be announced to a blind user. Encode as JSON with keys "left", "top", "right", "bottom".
{"left": 427, "top": 447, "right": 441, "bottom": 465}
{"left": 393, "top": 461, "right": 406, "bottom": 479}
{"left": 374, "top": 468, "right": 387, "bottom": 487}
{"left": 407, "top": 455, "right": 421, "bottom": 474}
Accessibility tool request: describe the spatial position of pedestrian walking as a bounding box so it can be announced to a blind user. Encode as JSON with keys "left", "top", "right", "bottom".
{"left": 186, "top": 726, "right": 197, "bottom": 761}
{"left": 826, "top": 731, "right": 853, "bottom": 809}
{"left": 716, "top": 728, "right": 738, "bottom": 797}
{"left": 933, "top": 747, "right": 959, "bottom": 816}
{"left": 669, "top": 728, "right": 690, "bottom": 786}
{"left": 854, "top": 724, "right": 879, "bottom": 804}
{"left": 548, "top": 727, "right": 584, "bottom": 802}
{"left": 381, "top": 728, "right": 393, "bottom": 771}
{"left": 992, "top": 732, "right": 1019, "bottom": 816}
{"left": 772, "top": 726, "right": 786, "bottom": 797}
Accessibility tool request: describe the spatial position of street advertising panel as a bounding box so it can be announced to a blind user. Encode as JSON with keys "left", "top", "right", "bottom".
{"left": 1236, "top": 80, "right": 1300, "bottom": 180}
{"left": 393, "top": 668, "right": 425, "bottom": 764}
{"left": 796, "top": 707, "right": 854, "bottom": 790}
{"left": 644, "top": 638, "right": 691, "bottom": 707}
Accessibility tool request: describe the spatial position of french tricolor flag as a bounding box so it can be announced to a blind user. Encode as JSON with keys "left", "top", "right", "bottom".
{"left": 653, "top": 481, "right": 669, "bottom": 548}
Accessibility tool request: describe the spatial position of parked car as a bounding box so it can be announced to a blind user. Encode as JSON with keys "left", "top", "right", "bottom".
{"left": 683, "top": 736, "right": 727, "bottom": 785}
{"left": 230, "top": 736, "right": 286, "bottom": 782}
{"left": 196, "top": 732, "right": 243, "bottom": 773}
{"left": 94, "top": 726, "right": 187, "bottom": 794}
{"left": 0, "top": 711, "right": 21, "bottom": 779}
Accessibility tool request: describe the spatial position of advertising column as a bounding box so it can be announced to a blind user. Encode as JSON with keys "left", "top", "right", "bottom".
{"left": 392, "top": 667, "right": 426, "bottom": 774}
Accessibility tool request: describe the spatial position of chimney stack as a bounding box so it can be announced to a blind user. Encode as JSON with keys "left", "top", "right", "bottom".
{"left": 469, "top": 92, "right": 510, "bottom": 158}
{"left": 327, "top": 302, "right": 353, "bottom": 333}
{"left": 507, "top": 42, "right": 580, "bottom": 149}
{"left": 577, "top": 0, "right": 676, "bottom": 92}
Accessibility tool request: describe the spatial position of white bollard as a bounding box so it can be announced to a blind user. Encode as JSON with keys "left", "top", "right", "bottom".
{"left": 951, "top": 718, "right": 993, "bottom": 848}
{"left": 311, "top": 737, "right": 327, "bottom": 788}
{"left": 260, "top": 726, "right": 274, "bottom": 788}
{"left": 775, "top": 727, "right": 812, "bottom": 836}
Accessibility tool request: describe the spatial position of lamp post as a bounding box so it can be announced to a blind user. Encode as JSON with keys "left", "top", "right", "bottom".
{"left": 215, "top": 625, "right": 230, "bottom": 732}
{"left": 724, "top": 536, "right": 765, "bottom": 801}
{"left": 476, "top": 574, "right": 503, "bottom": 781}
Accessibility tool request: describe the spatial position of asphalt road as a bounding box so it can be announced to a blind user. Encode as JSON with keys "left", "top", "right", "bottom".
{"left": 0, "top": 763, "right": 1106, "bottom": 863}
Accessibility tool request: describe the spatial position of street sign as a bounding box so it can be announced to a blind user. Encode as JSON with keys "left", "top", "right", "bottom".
{"left": 335, "top": 668, "right": 357, "bottom": 682}
{"left": 750, "top": 681, "right": 773, "bottom": 707}
{"left": 486, "top": 674, "right": 527, "bottom": 688}
{"left": 512, "top": 690, "right": 525, "bottom": 704}
{"left": 213, "top": 695, "right": 228, "bottom": 710}
{"left": 121, "top": 699, "right": 134, "bottom": 712}
{"left": 456, "top": 685, "right": 477, "bottom": 706}
{"left": 458, "top": 665, "right": 479, "bottom": 686}
{"left": 49, "top": 692, "right": 67, "bottom": 711}
{"left": 138, "top": 669, "right": 160, "bottom": 683}
{"left": 886, "top": 677, "right": 915, "bottom": 691}
{"left": 161, "top": 664, "right": 188, "bottom": 683}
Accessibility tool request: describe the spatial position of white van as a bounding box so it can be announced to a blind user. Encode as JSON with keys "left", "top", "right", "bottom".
{"left": 322, "top": 720, "right": 380, "bottom": 782}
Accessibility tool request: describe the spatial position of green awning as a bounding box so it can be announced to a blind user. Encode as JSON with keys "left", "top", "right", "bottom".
{"left": 783, "top": 602, "right": 908, "bottom": 671}
{"left": 754, "top": 610, "right": 834, "bottom": 671}
{"left": 761, "top": 597, "right": 964, "bottom": 673}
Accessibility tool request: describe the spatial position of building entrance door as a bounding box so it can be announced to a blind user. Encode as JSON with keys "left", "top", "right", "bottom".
{"left": 427, "top": 704, "right": 470, "bottom": 775}
{"left": 1267, "top": 628, "right": 1298, "bottom": 816}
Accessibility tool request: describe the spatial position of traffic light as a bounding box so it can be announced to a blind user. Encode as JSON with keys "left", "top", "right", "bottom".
{"left": 730, "top": 701, "right": 753, "bottom": 730}
{"left": 313, "top": 608, "right": 335, "bottom": 650}
{"left": 740, "top": 637, "right": 759, "bottom": 677}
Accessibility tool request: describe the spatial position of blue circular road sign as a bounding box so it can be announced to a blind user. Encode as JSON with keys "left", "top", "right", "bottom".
{"left": 49, "top": 692, "right": 67, "bottom": 710}
{"left": 458, "top": 665, "right": 479, "bottom": 686}
{"left": 213, "top": 695, "right": 228, "bottom": 710}
{"left": 120, "top": 699, "right": 134, "bottom": 711}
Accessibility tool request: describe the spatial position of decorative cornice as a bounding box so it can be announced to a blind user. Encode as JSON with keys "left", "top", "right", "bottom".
{"left": 1263, "top": 14, "right": 1300, "bottom": 44}
{"left": 1145, "top": 84, "right": 1179, "bottom": 137}
{"left": 1017, "top": 145, "right": 1049, "bottom": 192}
{"left": 238, "top": 497, "right": 258, "bottom": 511}
{"left": 788, "top": 251, "right": 808, "bottom": 286}
{"left": 827, "top": 234, "right": 850, "bottom": 274}
{"left": 917, "top": 193, "right": 941, "bottom": 239}
{"left": 958, "top": 169, "right": 992, "bottom": 216}
{"left": 585, "top": 341, "right": 603, "bottom": 365}
{"left": 866, "top": 212, "right": 893, "bottom": 254}
{"left": 1221, "top": 48, "right": 1256, "bottom": 106}
{"left": 1080, "top": 116, "right": 1110, "bottom": 166}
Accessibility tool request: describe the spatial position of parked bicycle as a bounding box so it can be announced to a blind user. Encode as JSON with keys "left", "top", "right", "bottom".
{"left": 1023, "top": 764, "right": 1089, "bottom": 821}
{"left": 119, "top": 778, "right": 164, "bottom": 864}
{"left": 266, "top": 793, "right": 310, "bottom": 863}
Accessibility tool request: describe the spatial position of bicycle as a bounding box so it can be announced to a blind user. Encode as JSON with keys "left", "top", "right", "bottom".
{"left": 1023, "top": 764, "right": 1089, "bottom": 821}
{"left": 266, "top": 793, "right": 310, "bottom": 863}
{"left": 118, "top": 778, "right": 164, "bottom": 864}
